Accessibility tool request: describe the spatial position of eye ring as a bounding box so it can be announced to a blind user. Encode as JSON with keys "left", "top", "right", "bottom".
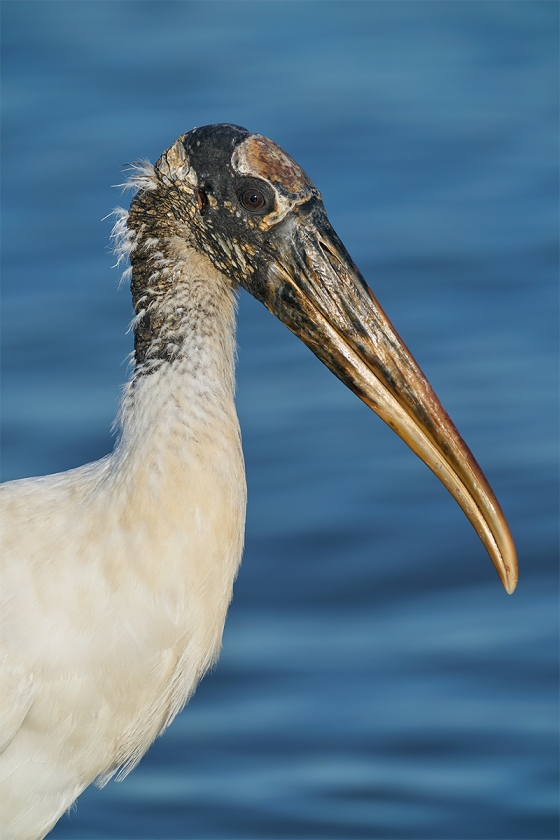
{"left": 239, "top": 187, "right": 268, "bottom": 213}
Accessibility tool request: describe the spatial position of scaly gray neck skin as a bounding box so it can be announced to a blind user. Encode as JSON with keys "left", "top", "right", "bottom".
{"left": 114, "top": 195, "right": 240, "bottom": 463}
{"left": 127, "top": 180, "right": 232, "bottom": 372}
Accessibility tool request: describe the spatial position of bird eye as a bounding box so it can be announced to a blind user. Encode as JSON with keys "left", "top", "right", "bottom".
{"left": 240, "top": 188, "right": 267, "bottom": 213}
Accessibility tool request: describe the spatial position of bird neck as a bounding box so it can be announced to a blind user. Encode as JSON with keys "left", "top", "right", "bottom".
{"left": 114, "top": 210, "right": 240, "bottom": 466}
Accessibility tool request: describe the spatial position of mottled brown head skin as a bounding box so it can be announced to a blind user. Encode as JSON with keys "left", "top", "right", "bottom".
{"left": 233, "top": 135, "right": 313, "bottom": 193}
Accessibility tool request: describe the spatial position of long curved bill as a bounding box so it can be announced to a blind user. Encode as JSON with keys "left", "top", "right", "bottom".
{"left": 263, "top": 202, "right": 518, "bottom": 593}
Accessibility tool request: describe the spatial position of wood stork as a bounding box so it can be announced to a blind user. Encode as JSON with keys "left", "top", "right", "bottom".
{"left": 0, "top": 124, "right": 518, "bottom": 840}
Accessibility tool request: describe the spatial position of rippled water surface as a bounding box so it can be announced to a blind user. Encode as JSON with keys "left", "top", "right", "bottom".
{"left": 2, "top": 3, "right": 558, "bottom": 838}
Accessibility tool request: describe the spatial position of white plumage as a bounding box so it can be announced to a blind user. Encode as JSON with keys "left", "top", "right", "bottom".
{"left": 0, "top": 124, "right": 517, "bottom": 840}
{"left": 1, "top": 245, "right": 245, "bottom": 840}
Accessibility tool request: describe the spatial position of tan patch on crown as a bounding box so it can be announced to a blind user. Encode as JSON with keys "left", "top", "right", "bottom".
{"left": 232, "top": 134, "right": 320, "bottom": 230}
{"left": 232, "top": 135, "right": 313, "bottom": 196}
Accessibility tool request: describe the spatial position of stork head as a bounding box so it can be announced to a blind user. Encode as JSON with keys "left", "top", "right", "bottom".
{"left": 133, "top": 123, "right": 518, "bottom": 594}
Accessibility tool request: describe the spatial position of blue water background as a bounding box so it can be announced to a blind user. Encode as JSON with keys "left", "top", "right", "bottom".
{"left": 1, "top": 2, "right": 558, "bottom": 838}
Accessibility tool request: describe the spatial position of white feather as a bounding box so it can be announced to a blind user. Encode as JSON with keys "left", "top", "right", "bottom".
{"left": 0, "top": 198, "right": 246, "bottom": 838}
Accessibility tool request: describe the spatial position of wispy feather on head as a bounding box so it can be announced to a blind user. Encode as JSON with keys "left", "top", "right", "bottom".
{"left": 106, "top": 161, "right": 158, "bottom": 288}
{"left": 114, "top": 160, "right": 157, "bottom": 195}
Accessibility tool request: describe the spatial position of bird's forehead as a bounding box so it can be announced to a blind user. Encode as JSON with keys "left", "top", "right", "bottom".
{"left": 232, "top": 135, "right": 313, "bottom": 197}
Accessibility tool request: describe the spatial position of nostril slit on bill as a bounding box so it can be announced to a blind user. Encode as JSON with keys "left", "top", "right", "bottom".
{"left": 318, "top": 239, "right": 341, "bottom": 270}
